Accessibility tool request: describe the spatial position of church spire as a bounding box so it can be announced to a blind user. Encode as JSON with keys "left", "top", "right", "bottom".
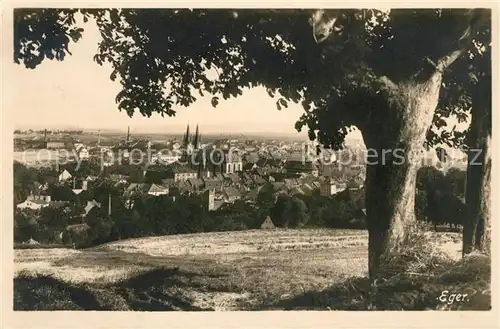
{"left": 193, "top": 124, "right": 200, "bottom": 149}
{"left": 183, "top": 124, "right": 190, "bottom": 147}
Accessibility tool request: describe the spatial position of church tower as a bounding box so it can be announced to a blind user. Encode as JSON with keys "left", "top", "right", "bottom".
{"left": 183, "top": 124, "right": 191, "bottom": 148}
{"left": 193, "top": 124, "right": 200, "bottom": 149}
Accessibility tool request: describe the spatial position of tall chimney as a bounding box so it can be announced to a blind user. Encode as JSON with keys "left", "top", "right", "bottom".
{"left": 108, "top": 193, "right": 112, "bottom": 216}
{"left": 97, "top": 129, "right": 101, "bottom": 148}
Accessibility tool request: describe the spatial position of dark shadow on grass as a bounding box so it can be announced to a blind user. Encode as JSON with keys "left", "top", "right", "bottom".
{"left": 14, "top": 274, "right": 102, "bottom": 310}
{"left": 14, "top": 266, "right": 234, "bottom": 311}
{"left": 113, "top": 267, "right": 212, "bottom": 311}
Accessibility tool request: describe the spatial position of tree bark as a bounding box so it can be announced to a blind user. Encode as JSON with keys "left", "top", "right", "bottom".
{"left": 463, "top": 102, "right": 491, "bottom": 255}
{"left": 361, "top": 69, "right": 446, "bottom": 278}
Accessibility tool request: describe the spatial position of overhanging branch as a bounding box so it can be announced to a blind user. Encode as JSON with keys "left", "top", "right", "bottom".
{"left": 427, "top": 8, "right": 488, "bottom": 75}
{"left": 436, "top": 49, "right": 464, "bottom": 72}
{"left": 378, "top": 76, "right": 398, "bottom": 92}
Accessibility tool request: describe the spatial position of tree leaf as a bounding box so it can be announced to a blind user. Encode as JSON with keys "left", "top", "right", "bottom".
{"left": 211, "top": 96, "right": 219, "bottom": 107}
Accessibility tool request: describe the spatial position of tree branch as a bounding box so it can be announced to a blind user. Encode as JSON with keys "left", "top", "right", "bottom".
{"left": 436, "top": 49, "right": 464, "bottom": 72}
{"left": 378, "top": 76, "right": 398, "bottom": 92}
{"left": 433, "top": 9, "right": 488, "bottom": 74}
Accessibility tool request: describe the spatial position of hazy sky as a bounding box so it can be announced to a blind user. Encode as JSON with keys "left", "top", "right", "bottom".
{"left": 12, "top": 18, "right": 322, "bottom": 138}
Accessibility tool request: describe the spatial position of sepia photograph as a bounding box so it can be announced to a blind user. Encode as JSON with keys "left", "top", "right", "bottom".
{"left": 2, "top": 2, "right": 498, "bottom": 327}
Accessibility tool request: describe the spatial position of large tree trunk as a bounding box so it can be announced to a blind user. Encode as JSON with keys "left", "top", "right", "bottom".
{"left": 359, "top": 50, "right": 464, "bottom": 278}
{"left": 361, "top": 70, "right": 446, "bottom": 278}
{"left": 463, "top": 101, "right": 491, "bottom": 255}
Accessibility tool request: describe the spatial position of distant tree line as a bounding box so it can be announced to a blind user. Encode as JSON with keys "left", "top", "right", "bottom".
{"left": 415, "top": 166, "right": 467, "bottom": 230}
{"left": 14, "top": 129, "right": 84, "bottom": 134}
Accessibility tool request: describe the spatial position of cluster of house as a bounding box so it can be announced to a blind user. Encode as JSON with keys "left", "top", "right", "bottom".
{"left": 17, "top": 144, "right": 365, "bottom": 210}
{"left": 16, "top": 168, "right": 100, "bottom": 213}
{"left": 15, "top": 150, "right": 367, "bottom": 246}
{"left": 15, "top": 126, "right": 366, "bottom": 230}
{"left": 17, "top": 192, "right": 102, "bottom": 218}
{"left": 17, "top": 165, "right": 364, "bottom": 229}
{"left": 45, "top": 141, "right": 89, "bottom": 159}
{"left": 116, "top": 158, "right": 364, "bottom": 212}
{"left": 15, "top": 128, "right": 371, "bottom": 245}
{"left": 16, "top": 194, "right": 67, "bottom": 211}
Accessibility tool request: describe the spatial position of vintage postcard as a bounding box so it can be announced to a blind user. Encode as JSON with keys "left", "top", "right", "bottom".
{"left": 1, "top": 0, "right": 498, "bottom": 328}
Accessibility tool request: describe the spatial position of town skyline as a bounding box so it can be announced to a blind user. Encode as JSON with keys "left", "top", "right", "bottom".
{"left": 13, "top": 124, "right": 339, "bottom": 141}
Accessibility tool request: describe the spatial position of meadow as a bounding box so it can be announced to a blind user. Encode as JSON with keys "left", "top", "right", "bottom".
{"left": 15, "top": 228, "right": 489, "bottom": 311}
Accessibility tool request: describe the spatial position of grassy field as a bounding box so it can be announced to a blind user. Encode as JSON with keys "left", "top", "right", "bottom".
{"left": 15, "top": 228, "right": 489, "bottom": 311}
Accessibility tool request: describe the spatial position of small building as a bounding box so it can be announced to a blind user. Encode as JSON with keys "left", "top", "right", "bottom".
{"left": 223, "top": 187, "right": 242, "bottom": 203}
{"left": 203, "top": 177, "right": 223, "bottom": 191}
{"left": 123, "top": 183, "right": 150, "bottom": 198}
{"left": 50, "top": 201, "right": 70, "bottom": 210}
{"left": 320, "top": 179, "right": 347, "bottom": 196}
{"left": 209, "top": 200, "right": 223, "bottom": 211}
{"left": 72, "top": 180, "right": 89, "bottom": 195}
{"left": 16, "top": 194, "right": 51, "bottom": 210}
{"left": 58, "top": 169, "right": 73, "bottom": 182}
{"left": 66, "top": 223, "right": 91, "bottom": 233}
{"left": 260, "top": 216, "right": 276, "bottom": 229}
{"left": 283, "top": 157, "right": 319, "bottom": 177}
{"left": 168, "top": 166, "right": 198, "bottom": 182}
{"left": 148, "top": 183, "right": 169, "bottom": 196}
{"left": 153, "top": 150, "right": 181, "bottom": 164}
{"left": 84, "top": 200, "right": 101, "bottom": 216}
{"left": 46, "top": 141, "right": 66, "bottom": 149}
{"left": 23, "top": 237, "right": 40, "bottom": 245}
{"left": 77, "top": 147, "right": 89, "bottom": 160}
{"left": 187, "top": 178, "right": 203, "bottom": 190}
{"left": 85, "top": 175, "right": 98, "bottom": 182}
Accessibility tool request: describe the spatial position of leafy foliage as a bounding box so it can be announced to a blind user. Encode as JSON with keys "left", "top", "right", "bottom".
{"left": 14, "top": 161, "right": 36, "bottom": 204}
{"left": 14, "top": 9, "right": 86, "bottom": 68}
{"left": 416, "top": 166, "right": 467, "bottom": 229}
{"left": 429, "top": 9, "right": 491, "bottom": 149}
